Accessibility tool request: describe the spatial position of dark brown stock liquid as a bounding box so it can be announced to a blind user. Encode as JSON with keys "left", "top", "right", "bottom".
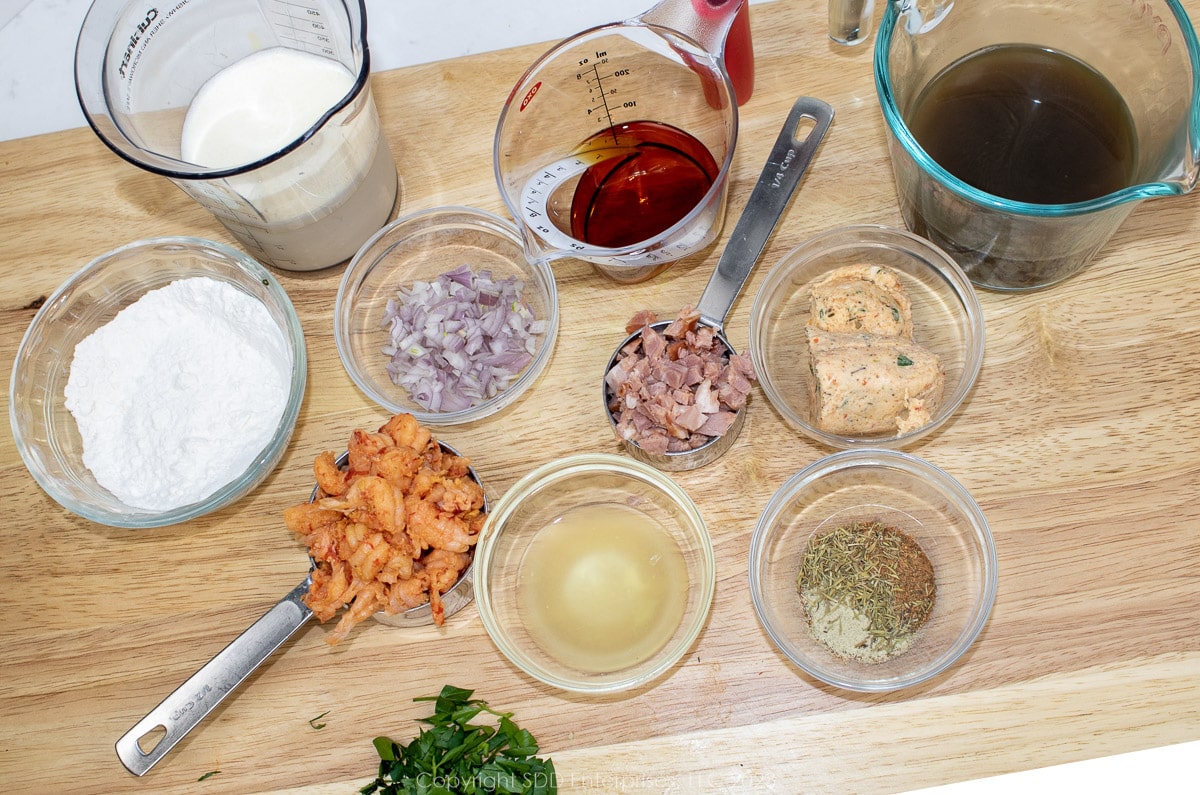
{"left": 568, "top": 120, "right": 719, "bottom": 249}
{"left": 902, "top": 45, "right": 1139, "bottom": 289}
{"left": 906, "top": 45, "right": 1136, "bottom": 204}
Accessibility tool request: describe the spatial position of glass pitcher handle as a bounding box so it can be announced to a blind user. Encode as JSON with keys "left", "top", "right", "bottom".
{"left": 893, "top": 0, "right": 953, "bottom": 34}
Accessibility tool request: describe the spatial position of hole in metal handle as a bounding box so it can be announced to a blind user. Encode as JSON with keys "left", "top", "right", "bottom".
{"left": 792, "top": 115, "right": 820, "bottom": 145}
{"left": 137, "top": 725, "right": 168, "bottom": 756}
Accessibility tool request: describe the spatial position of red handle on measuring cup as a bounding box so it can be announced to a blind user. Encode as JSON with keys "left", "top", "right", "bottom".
{"left": 641, "top": 0, "right": 755, "bottom": 107}
{"left": 692, "top": 0, "right": 754, "bottom": 105}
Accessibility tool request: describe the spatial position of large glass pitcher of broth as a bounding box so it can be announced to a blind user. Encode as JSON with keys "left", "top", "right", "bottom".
{"left": 875, "top": 0, "right": 1200, "bottom": 291}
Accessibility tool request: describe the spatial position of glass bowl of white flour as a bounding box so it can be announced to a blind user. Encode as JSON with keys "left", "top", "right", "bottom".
{"left": 9, "top": 237, "right": 307, "bottom": 528}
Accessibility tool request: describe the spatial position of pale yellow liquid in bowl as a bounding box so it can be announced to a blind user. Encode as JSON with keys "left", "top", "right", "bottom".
{"left": 517, "top": 502, "right": 689, "bottom": 674}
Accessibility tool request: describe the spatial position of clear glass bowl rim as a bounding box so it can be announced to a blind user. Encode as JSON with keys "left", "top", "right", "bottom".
{"left": 748, "top": 447, "right": 999, "bottom": 692}
{"left": 334, "top": 205, "right": 560, "bottom": 427}
{"left": 473, "top": 452, "right": 716, "bottom": 693}
{"left": 748, "top": 224, "right": 985, "bottom": 450}
{"left": 9, "top": 235, "right": 307, "bottom": 528}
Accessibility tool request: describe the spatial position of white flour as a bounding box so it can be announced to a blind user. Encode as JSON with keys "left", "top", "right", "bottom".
{"left": 64, "top": 276, "right": 292, "bottom": 512}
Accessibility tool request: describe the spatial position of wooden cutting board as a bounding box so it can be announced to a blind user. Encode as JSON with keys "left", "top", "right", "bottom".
{"left": 2, "top": 1, "right": 1199, "bottom": 792}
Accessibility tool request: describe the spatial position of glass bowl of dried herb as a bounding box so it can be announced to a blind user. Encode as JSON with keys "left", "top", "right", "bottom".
{"left": 748, "top": 448, "right": 997, "bottom": 691}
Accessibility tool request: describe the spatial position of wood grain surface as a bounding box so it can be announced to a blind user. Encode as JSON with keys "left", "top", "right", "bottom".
{"left": 2, "top": 1, "right": 1199, "bottom": 792}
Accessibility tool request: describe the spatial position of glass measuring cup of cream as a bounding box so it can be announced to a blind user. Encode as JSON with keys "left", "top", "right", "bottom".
{"left": 75, "top": 0, "right": 398, "bottom": 272}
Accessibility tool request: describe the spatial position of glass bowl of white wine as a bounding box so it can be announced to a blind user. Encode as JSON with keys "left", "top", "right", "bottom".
{"left": 473, "top": 453, "right": 716, "bottom": 693}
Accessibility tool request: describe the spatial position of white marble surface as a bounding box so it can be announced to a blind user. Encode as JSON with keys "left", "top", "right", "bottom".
{"left": 0, "top": 0, "right": 1193, "bottom": 791}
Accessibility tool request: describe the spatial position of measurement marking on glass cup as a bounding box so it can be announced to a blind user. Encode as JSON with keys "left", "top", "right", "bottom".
{"left": 518, "top": 149, "right": 710, "bottom": 265}
{"left": 579, "top": 52, "right": 622, "bottom": 142}
{"left": 267, "top": 0, "right": 335, "bottom": 57}
{"left": 517, "top": 55, "right": 719, "bottom": 264}
{"left": 520, "top": 154, "right": 600, "bottom": 251}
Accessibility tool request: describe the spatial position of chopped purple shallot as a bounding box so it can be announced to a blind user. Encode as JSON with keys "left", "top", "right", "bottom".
{"left": 381, "top": 264, "right": 547, "bottom": 413}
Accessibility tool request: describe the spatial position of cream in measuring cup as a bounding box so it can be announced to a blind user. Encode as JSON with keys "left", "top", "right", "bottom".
{"left": 75, "top": 0, "right": 398, "bottom": 272}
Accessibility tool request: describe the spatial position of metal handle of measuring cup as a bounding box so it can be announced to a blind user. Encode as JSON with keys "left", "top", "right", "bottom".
{"left": 695, "top": 96, "right": 835, "bottom": 329}
{"left": 114, "top": 579, "right": 314, "bottom": 776}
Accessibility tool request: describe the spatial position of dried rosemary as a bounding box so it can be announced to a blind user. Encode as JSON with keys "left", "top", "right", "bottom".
{"left": 796, "top": 520, "right": 936, "bottom": 663}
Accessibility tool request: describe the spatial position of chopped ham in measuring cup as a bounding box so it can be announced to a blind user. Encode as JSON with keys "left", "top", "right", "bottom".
{"left": 606, "top": 306, "right": 755, "bottom": 455}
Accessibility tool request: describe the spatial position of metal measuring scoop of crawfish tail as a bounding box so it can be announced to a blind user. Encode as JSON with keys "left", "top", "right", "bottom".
{"left": 115, "top": 445, "right": 485, "bottom": 776}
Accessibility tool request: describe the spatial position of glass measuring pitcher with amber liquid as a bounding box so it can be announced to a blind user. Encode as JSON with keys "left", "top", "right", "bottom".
{"left": 875, "top": 0, "right": 1200, "bottom": 291}
{"left": 494, "top": 0, "right": 747, "bottom": 283}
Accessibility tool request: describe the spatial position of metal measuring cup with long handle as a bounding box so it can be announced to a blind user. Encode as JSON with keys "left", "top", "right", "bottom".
{"left": 603, "top": 96, "right": 835, "bottom": 471}
{"left": 115, "top": 446, "right": 483, "bottom": 776}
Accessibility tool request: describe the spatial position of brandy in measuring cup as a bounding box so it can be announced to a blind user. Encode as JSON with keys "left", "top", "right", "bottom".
{"left": 75, "top": 0, "right": 398, "bottom": 272}
{"left": 875, "top": 0, "right": 1200, "bottom": 291}
{"left": 494, "top": 0, "right": 746, "bottom": 284}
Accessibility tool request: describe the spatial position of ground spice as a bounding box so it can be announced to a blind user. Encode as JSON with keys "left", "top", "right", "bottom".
{"left": 796, "top": 519, "right": 936, "bottom": 663}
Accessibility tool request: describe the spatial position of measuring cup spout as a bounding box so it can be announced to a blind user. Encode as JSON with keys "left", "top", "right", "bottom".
{"left": 638, "top": 0, "right": 743, "bottom": 57}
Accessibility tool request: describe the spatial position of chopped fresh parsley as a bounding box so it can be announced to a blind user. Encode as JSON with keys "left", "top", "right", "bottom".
{"left": 897, "top": 355, "right": 914, "bottom": 367}
{"left": 360, "top": 685, "right": 556, "bottom": 795}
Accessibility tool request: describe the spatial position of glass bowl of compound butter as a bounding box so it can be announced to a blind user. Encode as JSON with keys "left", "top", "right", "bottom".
{"left": 473, "top": 453, "right": 715, "bottom": 693}
{"left": 749, "top": 225, "right": 984, "bottom": 450}
{"left": 9, "top": 237, "right": 306, "bottom": 529}
{"left": 748, "top": 449, "right": 997, "bottom": 692}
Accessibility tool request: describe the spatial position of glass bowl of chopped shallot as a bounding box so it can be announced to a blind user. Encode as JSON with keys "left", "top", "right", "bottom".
{"left": 748, "top": 449, "right": 997, "bottom": 692}
{"left": 335, "top": 206, "right": 559, "bottom": 426}
{"left": 749, "top": 225, "right": 984, "bottom": 450}
{"left": 9, "top": 237, "right": 307, "bottom": 529}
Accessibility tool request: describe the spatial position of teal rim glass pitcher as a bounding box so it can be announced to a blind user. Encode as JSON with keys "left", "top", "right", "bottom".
{"left": 875, "top": 0, "right": 1200, "bottom": 291}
